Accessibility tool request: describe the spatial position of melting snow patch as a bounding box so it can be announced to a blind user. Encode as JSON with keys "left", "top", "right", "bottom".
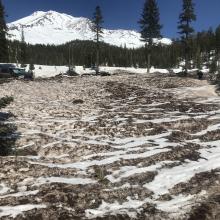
{"left": 34, "top": 176, "right": 96, "bottom": 186}
{"left": 106, "top": 161, "right": 175, "bottom": 183}
{"left": 193, "top": 124, "right": 220, "bottom": 136}
{"left": 29, "top": 147, "right": 170, "bottom": 170}
{"left": 144, "top": 146, "right": 220, "bottom": 196}
{"left": 85, "top": 195, "right": 196, "bottom": 219}
{"left": 0, "top": 204, "right": 46, "bottom": 218}
{"left": 0, "top": 190, "right": 39, "bottom": 199}
{"left": 0, "top": 184, "right": 10, "bottom": 195}
{"left": 85, "top": 198, "right": 144, "bottom": 219}
{"left": 155, "top": 194, "right": 194, "bottom": 213}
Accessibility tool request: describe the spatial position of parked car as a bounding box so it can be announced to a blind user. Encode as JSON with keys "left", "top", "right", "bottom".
{"left": 0, "top": 64, "right": 27, "bottom": 78}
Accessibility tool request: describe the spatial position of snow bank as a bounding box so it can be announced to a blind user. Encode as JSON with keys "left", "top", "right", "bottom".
{"left": 1, "top": 63, "right": 170, "bottom": 78}
{"left": 32, "top": 65, "right": 68, "bottom": 78}
{"left": 4, "top": 63, "right": 209, "bottom": 78}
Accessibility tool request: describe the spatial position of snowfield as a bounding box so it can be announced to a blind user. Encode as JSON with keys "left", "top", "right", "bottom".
{"left": 18, "top": 64, "right": 173, "bottom": 78}
{"left": 0, "top": 73, "right": 219, "bottom": 219}
{"left": 7, "top": 10, "right": 172, "bottom": 48}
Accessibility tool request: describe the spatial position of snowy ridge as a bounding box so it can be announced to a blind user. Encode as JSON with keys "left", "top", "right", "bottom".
{"left": 7, "top": 10, "right": 172, "bottom": 48}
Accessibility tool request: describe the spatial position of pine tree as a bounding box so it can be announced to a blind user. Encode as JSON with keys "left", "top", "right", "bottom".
{"left": 0, "top": 0, "right": 9, "bottom": 63}
{"left": 215, "top": 25, "right": 220, "bottom": 76}
{"left": 92, "top": 6, "right": 104, "bottom": 74}
{"left": 139, "top": 0, "right": 162, "bottom": 73}
{"left": 178, "top": 0, "right": 196, "bottom": 74}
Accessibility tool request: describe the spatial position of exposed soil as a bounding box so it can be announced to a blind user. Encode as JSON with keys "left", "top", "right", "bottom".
{"left": 0, "top": 74, "right": 219, "bottom": 220}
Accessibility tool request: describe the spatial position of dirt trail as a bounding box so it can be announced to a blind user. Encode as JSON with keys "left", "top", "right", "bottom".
{"left": 172, "top": 83, "right": 218, "bottom": 99}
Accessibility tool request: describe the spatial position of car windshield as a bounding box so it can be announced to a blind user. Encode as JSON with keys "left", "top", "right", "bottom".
{"left": 12, "top": 68, "right": 26, "bottom": 74}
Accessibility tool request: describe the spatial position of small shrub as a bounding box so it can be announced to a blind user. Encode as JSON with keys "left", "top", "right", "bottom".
{"left": 93, "top": 165, "right": 110, "bottom": 185}
{"left": 29, "top": 63, "right": 35, "bottom": 71}
{"left": 0, "top": 96, "right": 18, "bottom": 156}
{"left": 0, "top": 96, "right": 13, "bottom": 109}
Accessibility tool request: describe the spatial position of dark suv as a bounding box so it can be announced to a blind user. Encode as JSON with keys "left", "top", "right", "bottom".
{"left": 0, "top": 64, "right": 26, "bottom": 78}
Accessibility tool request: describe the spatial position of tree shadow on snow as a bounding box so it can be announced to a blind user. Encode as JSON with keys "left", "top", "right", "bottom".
{"left": 0, "top": 105, "right": 20, "bottom": 157}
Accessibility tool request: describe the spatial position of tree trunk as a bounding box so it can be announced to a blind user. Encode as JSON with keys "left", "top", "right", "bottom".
{"left": 96, "top": 45, "right": 99, "bottom": 74}
{"left": 217, "top": 53, "right": 220, "bottom": 79}
{"left": 185, "top": 51, "right": 189, "bottom": 76}
{"left": 184, "top": 26, "right": 189, "bottom": 76}
{"left": 147, "top": 53, "right": 151, "bottom": 74}
{"left": 146, "top": 44, "right": 151, "bottom": 74}
{"left": 96, "top": 29, "right": 99, "bottom": 75}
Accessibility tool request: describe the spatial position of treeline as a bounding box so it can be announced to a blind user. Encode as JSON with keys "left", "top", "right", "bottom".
{"left": 8, "top": 39, "right": 177, "bottom": 68}
{"left": 7, "top": 39, "right": 172, "bottom": 68}
{"left": 186, "top": 27, "right": 220, "bottom": 69}
{"left": 1, "top": 0, "right": 220, "bottom": 73}
{"left": 173, "top": 26, "right": 220, "bottom": 70}
{"left": 7, "top": 25, "right": 220, "bottom": 70}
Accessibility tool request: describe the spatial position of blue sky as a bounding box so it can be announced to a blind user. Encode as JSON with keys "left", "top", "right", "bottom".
{"left": 2, "top": 0, "right": 220, "bottom": 38}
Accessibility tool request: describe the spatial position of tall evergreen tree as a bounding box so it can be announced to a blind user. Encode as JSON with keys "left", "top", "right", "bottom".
{"left": 92, "top": 6, "right": 104, "bottom": 74}
{"left": 0, "top": 0, "right": 8, "bottom": 63}
{"left": 139, "top": 0, "right": 162, "bottom": 73}
{"left": 178, "top": 0, "right": 196, "bottom": 74}
{"left": 215, "top": 26, "right": 220, "bottom": 76}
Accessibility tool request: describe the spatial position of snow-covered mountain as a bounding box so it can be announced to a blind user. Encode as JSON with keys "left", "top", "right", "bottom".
{"left": 7, "top": 10, "right": 172, "bottom": 48}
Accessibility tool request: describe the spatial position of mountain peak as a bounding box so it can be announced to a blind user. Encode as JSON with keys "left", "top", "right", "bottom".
{"left": 40, "top": 10, "right": 72, "bottom": 18}
{"left": 32, "top": 11, "right": 45, "bottom": 16}
{"left": 7, "top": 10, "right": 171, "bottom": 48}
{"left": 32, "top": 10, "right": 68, "bottom": 16}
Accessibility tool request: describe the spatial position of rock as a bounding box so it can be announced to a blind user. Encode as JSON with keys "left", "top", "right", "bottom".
{"left": 72, "top": 99, "right": 84, "bottom": 104}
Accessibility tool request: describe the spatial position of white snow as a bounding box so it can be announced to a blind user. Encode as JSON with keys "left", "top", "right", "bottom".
{"left": 0, "top": 184, "right": 10, "bottom": 195}
{"left": 0, "top": 73, "right": 219, "bottom": 219}
{"left": 85, "top": 194, "right": 197, "bottom": 219}
{"left": 0, "top": 204, "right": 46, "bottom": 218}
{"left": 193, "top": 123, "right": 220, "bottom": 136}
{"left": 0, "top": 190, "right": 39, "bottom": 199}
{"left": 32, "top": 65, "right": 69, "bottom": 78}
{"left": 86, "top": 198, "right": 144, "bottom": 219}
{"left": 30, "top": 147, "right": 170, "bottom": 170}
{"left": 7, "top": 64, "right": 173, "bottom": 78}
{"left": 7, "top": 10, "right": 172, "bottom": 48}
{"left": 144, "top": 145, "right": 220, "bottom": 196}
{"left": 106, "top": 161, "right": 175, "bottom": 183}
{"left": 34, "top": 176, "right": 97, "bottom": 186}
{"left": 155, "top": 194, "right": 195, "bottom": 213}
{"left": 28, "top": 132, "right": 178, "bottom": 170}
